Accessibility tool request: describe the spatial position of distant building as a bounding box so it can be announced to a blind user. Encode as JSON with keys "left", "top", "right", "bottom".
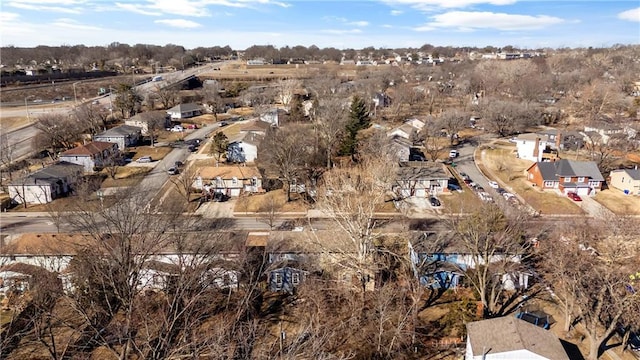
{"left": 8, "top": 162, "right": 83, "bottom": 205}
{"left": 58, "top": 141, "right": 120, "bottom": 173}
{"left": 93, "top": 124, "right": 142, "bottom": 150}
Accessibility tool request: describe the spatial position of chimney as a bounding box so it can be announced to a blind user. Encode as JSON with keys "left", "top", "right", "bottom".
{"left": 533, "top": 137, "right": 540, "bottom": 161}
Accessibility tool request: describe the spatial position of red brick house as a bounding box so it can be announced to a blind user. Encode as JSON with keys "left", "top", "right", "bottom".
{"left": 526, "top": 159, "right": 604, "bottom": 196}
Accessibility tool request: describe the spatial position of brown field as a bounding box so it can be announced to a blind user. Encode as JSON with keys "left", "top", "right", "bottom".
{"left": 594, "top": 189, "right": 640, "bottom": 215}
{"left": 480, "top": 145, "right": 584, "bottom": 215}
{"left": 235, "top": 189, "right": 309, "bottom": 214}
{"left": 125, "top": 145, "right": 172, "bottom": 161}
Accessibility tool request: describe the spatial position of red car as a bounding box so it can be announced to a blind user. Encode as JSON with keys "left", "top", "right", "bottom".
{"left": 567, "top": 192, "right": 582, "bottom": 201}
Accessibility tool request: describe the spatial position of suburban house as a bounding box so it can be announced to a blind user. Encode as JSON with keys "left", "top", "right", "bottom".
{"left": 609, "top": 168, "right": 640, "bottom": 195}
{"left": 410, "top": 235, "right": 530, "bottom": 291}
{"left": 514, "top": 133, "right": 558, "bottom": 162}
{"left": 8, "top": 162, "right": 84, "bottom": 205}
{"left": 393, "top": 162, "right": 451, "bottom": 198}
{"left": 388, "top": 122, "right": 422, "bottom": 141}
{"left": 167, "top": 103, "right": 203, "bottom": 119}
{"left": 0, "top": 263, "right": 59, "bottom": 296}
{"left": 137, "top": 260, "right": 180, "bottom": 292}
{"left": 226, "top": 132, "right": 263, "bottom": 163}
{"left": 583, "top": 122, "right": 625, "bottom": 144}
{"left": 537, "top": 129, "right": 584, "bottom": 151}
{"left": 93, "top": 124, "right": 142, "bottom": 150}
{"left": 193, "top": 165, "right": 263, "bottom": 197}
{"left": 268, "top": 266, "right": 308, "bottom": 293}
{"left": 372, "top": 92, "right": 391, "bottom": 108}
{"left": 124, "top": 111, "right": 171, "bottom": 135}
{"left": 526, "top": 159, "right": 604, "bottom": 196}
{"left": 465, "top": 317, "right": 570, "bottom": 360}
{"left": 239, "top": 120, "right": 272, "bottom": 136}
{"left": 389, "top": 136, "right": 414, "bottom": 162}
{"left": 59, "top": 141, "right": 120, "bottom": 173}
{"left": 260, "top": 108, "right": 288, "bottom": 127}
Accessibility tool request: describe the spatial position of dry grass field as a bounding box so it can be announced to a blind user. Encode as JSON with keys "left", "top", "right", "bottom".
{"left": 126, "top": 145, "right": 172, "bottom": 161}
{"left": 235, "top": 189, "right": 309, "bottom": 214}
{"left": 101, "top": 166, "right": 152, "bottom": 188}
{"left": 594, "top": 189, "right": 640, "bottom": 215}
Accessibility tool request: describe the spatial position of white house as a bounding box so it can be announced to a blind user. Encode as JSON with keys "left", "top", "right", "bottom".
{"left": 226, "top": 132, "right": 262, "bottom": 163}
{"left": 393, "top": 162, "right": 451, "bottom": 198}
{"left": 609, "top": 168, "right": 640, "bottom": 195}
{"left": 93, "top": 125, "right": 142, "bottom": 150}
{"left": 8, "top": 162, "right": 84, "bottom": 205}
{"left": 166, "top": 103, "right": 203, "bottom": 119}
{"left": 388, "top": 123, "right": 420, "bottom": 141}
{"left": 514, "top": 133, "right": 554, "bottom": 162}
{"left": 59, "top": 141, "right": 120, "bottom": 173}
{"left": 193, "top": 165, "right": 263, "bottom": 197}
{"left": 465, "top": 317, "right": 569, "bottom": 360}
{"left": 124, "top": 111, "right": 171, "bottom": 136}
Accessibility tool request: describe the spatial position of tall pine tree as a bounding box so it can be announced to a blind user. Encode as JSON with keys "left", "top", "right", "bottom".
{"left": 339, "top": 95, "right": 370, "bottom": 157}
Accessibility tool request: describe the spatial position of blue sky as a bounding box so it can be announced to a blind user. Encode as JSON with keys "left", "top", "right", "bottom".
{"left": 1, "top": 0, "right": 638, "bottom": 50}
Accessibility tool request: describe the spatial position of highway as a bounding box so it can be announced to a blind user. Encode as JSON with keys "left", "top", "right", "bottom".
{"left": 0, "top": 62, "right": 223, "bottom": 163}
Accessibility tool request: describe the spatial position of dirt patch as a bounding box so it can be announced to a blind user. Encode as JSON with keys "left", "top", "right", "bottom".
{"left": 101, "top": 166, "right": 152, "bottom": 188}
{"left": 594, "top": 189, "right": 640, "bottom": 215}
{"left": 0, "top": 116, "right": 31, "bottom": 131}
{"left": 126, "top": 145, "right": 172, "bottom": 161}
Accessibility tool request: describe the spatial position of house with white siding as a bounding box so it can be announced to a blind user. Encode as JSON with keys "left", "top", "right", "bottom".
{"left": 59, "top": 141, "right": 119, "bottom": 173}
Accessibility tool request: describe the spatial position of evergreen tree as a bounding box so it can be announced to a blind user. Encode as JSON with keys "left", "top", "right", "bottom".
{"left": 339, "top": 95, "right": 370, "bottom": 157}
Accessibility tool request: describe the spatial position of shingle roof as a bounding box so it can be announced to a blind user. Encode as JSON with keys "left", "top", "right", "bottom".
{"left": 534, "top": 160, "right": 604, "bottom": 182}
{"left": 466, "top": 317, "right": 569, "bottom": 360}
{"left": 240, "top": 120, "right": 271, "bottom": 133}
{"left": 60, "top": 141, "right": 117, "bottom": 157}
{"left": 167, "top": 103, "right": 201, "bottom": 113}
{"left": 197, "top": 165, "right": 261, "bottom": 180}
{"left": 9, "top": 162, "right": 84, "bottom": 186}
{"left": 94, "top": 125, "right": 141, "bottom": 138}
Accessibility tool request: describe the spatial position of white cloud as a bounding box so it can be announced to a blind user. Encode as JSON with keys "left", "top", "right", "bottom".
{"left": 115, "top": 3, "right": 162, "bottom": 16}
{"left": 417, "top": 11, "right": 564, "bottom": 31}
{"left": 51, "top": 18, "right": 103, "bottom": 31}
{"left": 384, "top": 0, "right": 516, "bottom": 11}
{"left": 349, "top": 21, "right": 369, "bottom": 27}
{"left": 382, "top": 24, "right": 393, "bottom": 28}
{"left": 390, "top": 10, "right": 403, "bottom": 16}
{"left": 155, "top": 18, "right": 203, "bottom": 28}
{"left": 0, "top": 12, "right": 20, "bottom": 22}
{"left": 6, "top": 1, "right": 83, "bottom": 14}
{"left": 618, "top": 7, "right": 640, "bottom": 22}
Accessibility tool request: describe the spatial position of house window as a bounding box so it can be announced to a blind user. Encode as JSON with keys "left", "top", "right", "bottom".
{"left": 563, "top": 177, "right": 571, "bottom": 183}
{"left": 232, "top": 177, "right": 238, "bottom": 185}
{"left": 274, "top": 273, "right": 283, "bottom": 286}
{"left": 544, "top": 181, "right": 554, "bottom": 187}
{"left": 577, "top": 177, "right": 585, "bottom": 183}
{"left": 216, "top": 177, "right": 223, "bottom": 187}
{"left": 292, "top": 272, "right": 300, "bottom": 285}
{"left": 251, "top": 177, "right": 257, "bottom": 186}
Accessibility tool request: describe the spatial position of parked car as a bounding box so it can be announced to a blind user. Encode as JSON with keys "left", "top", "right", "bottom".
{"left": 496, "top": 187, "right": 507, "bottom": 195}
{"left": 174, "top": 161, "right": 184, "bottom": 168}
{"left": 488, "top": 181, "right": 499, "bottom": 189}
{"left": 167, "top": 167, "right": 179, "bottom": 175}
{"left": 447, "top": 183, "right": 462, "bottom": 192}
{"left": 137, "top": 156, "right": 152, "bottom": 163}
{"left": 170, "top": 125, "right": 184, "bottom": 132}
{"left": 449, "top": 149, "right": 459, "bottom": 158}
{"left": 188, "top": 145, "right": 197, "bottom": 152}
{"left": 429, "top": 196, "right": 441, "bottom": 207}
{"left": 567, "top": 192, "right": 582, "bottom": 201}
{"left": 516, "top": 311, "right": 551, "bottom": 330}
{"left": 459, "top": 172, "right": 471, "bottom": 181}
{"left": 478, "top": 192, "right": 493, "bottom": 202}
{"left": 219, "top": 121, "right": 228, "bottom": 127}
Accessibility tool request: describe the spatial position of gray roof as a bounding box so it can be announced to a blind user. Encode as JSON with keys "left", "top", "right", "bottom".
{"left": 466, "top": 317, "right": 569, "bottom": 360}
{"left": 10, "top": 162, "right": 83, "bottom": 186}
{"left": 168, "top": 103, "right": 202, "bottom": 113}
{"left": 396, "top": 162, "right": 449, "bottom": 181}
{"left": 536, "top": 159, "right": 604, "bottom": 182}
{"left": 227, "top": 132, "right": 263, "bottom": 146}
{"left": 94, "top": 125, "right": 141, "bottom": 138}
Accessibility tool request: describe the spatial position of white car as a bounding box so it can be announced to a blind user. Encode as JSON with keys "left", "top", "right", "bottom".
{"left": 488, "top": 181, "right": 499, "bottom": 189}
{"left": 170, "top": 125, "right": 184, "bottom": 132}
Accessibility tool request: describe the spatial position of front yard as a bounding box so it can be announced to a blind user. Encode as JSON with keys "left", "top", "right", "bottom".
{"left": 479, "top": 145, "right": 584, "bottom": 215}
{"left": 594, "top": 189, "right": 640, "bottom": 215}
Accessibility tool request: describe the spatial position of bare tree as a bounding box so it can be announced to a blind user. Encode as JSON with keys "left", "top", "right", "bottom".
{"left": 256, "top": 194, "right": 283, "bottom": 230}
{"left": 447, "top": 204, "right": 531, "bottom": 318}
{"left": 152, "top": 84, "right": 179, "bottom": 110}
{"left": 73, "top": 103, "right": 109, "bottom": 135}
{"left": 314, "top": 96, "right": 347, "bottom": 168}
{"left": 202, "top": 81, "right": 224, "bottom": 121}
{"left": 314, "top": 154, "right": 397, "bottom": 292}
{"left": 139, "top": 111, "right": 168, "bottom": 147}
{"left": 168, "top": 165, "right": 199, "bottom": 206}
{"left": 0, "top": 131, "right": 17, "bottom": 184}
{"left": 419, "top": 120, "right": 447, "bottom": 161}
{"left": 277, "top": 79, "right": 302, "bottom": 109}
{"left": 34, "top": 114, "right": 84, "bottom": 152}
{"left": 438, "top": 109, "right": 467, "bottom": 145}
{"left": 259, "top": 125, "right": 308, "bottom": 202}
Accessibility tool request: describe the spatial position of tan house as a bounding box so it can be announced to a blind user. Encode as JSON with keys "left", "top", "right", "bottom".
{"left": 193, "top": 165, "right": 263, "bottom": 197}
{"left": 609, "top": 168, "right": 640, "bottom": 195}
{"left": 526, "top": 159, "right": 604, "bottom": 196}
{"left": 59, "top": 141, "right": 120, "bottom": 173}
